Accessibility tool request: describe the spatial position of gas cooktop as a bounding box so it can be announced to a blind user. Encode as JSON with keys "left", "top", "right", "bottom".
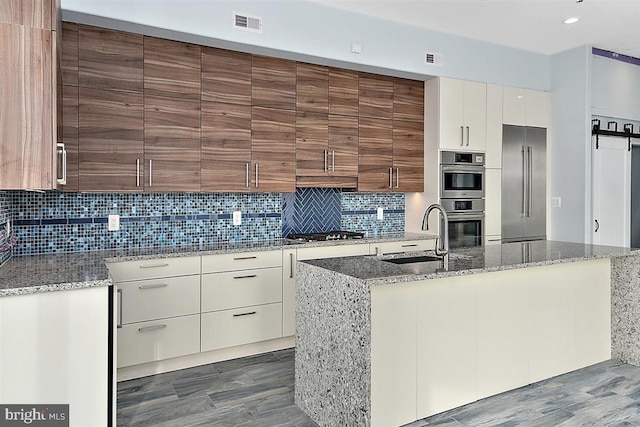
{"left": 286, "top": 231, "right": 365, "bottom": 242}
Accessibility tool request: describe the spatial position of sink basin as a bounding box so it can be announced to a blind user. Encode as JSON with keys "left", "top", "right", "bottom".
{"left": 382, "top": 255, "right": 443, "bottom": 265}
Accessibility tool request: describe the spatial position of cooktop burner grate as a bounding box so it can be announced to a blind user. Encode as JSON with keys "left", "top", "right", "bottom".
{"left": 286, "top": 231, "right": 365, "bottom": 242}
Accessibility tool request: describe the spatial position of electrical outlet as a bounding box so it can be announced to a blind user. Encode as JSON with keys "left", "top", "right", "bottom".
{"left": 233, "top": 211, "right": 242, "bottom": 226}
{"left": 108, "top": 214, "right": 120, "bottom": 231}
{"left": 377, "top": 207, "right": 384, "bottom": 220}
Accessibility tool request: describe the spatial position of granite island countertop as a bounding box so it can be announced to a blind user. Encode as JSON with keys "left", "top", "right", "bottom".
{"left": 300, "top": 240, "right": 639, "bottom": 286}
{"left": 0, "top": 232, "right": 436, "bottom": 297}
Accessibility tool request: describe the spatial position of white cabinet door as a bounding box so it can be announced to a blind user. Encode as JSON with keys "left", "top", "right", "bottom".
{"left": 416, "top": 276, "right": 477, "bottom": 419}
{"left": 371, "top": 281, "right": 417, "bottom": 427}
{"left": 201, "top": 267, "right": 282, "bottom": 312}
{"left": 502, "top": 86, "right": 549, "bottom": 128}
{"left": 484, "top": 168, "right": 502, "bottom": 241}
{"left": 376, "top": 239, "right": 434, "bottom": 255}
{"left": 485, "top": 84, "right": 503, "bottom": 169}
{"left": 523, "top": 89, "right": 549, "bottom": 128}
{"left": 202, "top": 249, "right": 282, "bottom": 273}
{"left": 502, "top": 86, "right": 526, "bottom": 126}
{"left": 463, "top": 80, "right": 487, "bottom": 151}
{"left": 592, "top": 136, "right": 631, "bottom": 247}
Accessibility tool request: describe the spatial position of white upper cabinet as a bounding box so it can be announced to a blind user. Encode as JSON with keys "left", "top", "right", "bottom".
{"left": 503, "top": 87, "right": 549, "bottom": 128}
{"left": 485, "top": 84, "right": 503, "bottom": 169}
{"left": 438, "top": 77, "right": 487, "bottom": 151}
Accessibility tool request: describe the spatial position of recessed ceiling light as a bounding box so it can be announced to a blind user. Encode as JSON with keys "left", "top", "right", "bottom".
{"left": 564, "top": 17, "right": 580, "bottom": 24}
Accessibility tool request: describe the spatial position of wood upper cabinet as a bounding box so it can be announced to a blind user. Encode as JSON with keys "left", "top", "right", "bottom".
{"left": 296, "top": 63, "right": 328, "bottom": 113}
{"left": 78, "top": 25, "right": 143, "bottom": 92}
{"left": 394, "top": 78, "right": 424, "bottom": 122}
{"left": 251, "top": 107, "right": 295, "bottom": 192}
{"left": 0, "top": 9, "right": 57, "bottom": 189}
{"left": 59, "top": 21, "right": 78, "bottom": 192}
{"left": 143, "top": 37, "right": 201, "bottom": 192}
{"left": 0, "top": 0, "right": 55, "bottom": 29}
{"left": 201, "top": 47, "right": 252, "bottom": 192}
{"left": 358, "top": 117, "right": 393, "bottom": 192}
{"left": 393, "top": 120, "right": 424, "bottom": 192}
{"left": 329, "top": 68, "right": 358, "bottom": 116}
{"left": 296, "top": 111, "right": 328, "bottom": 177}
{"left": 359, "top": 73, "right": 393, "bottom": 119}
{"left": 252, "top": 55, "right": 296, "bottom": 110}
{"left": 78, "top": 87, "right": 143, "bottom": 192}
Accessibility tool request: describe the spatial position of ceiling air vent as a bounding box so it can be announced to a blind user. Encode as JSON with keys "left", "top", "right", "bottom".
{"left": 233, "top": 11, "right": 262, "bottom": 33}
{"left": 424, "top": 51, "right": 444, "bottom": 67}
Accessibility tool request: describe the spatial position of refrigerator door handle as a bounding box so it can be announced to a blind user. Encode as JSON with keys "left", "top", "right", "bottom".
{"left": 527, "top": 146, "right": 533, "bottom": 218}
{"left": 522, "top": 146, "right": 527, "bottom": 217}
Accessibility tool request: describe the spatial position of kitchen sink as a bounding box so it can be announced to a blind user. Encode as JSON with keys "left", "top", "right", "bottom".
{"left": 382, "top": 255, "right": 443, "bottom": 264}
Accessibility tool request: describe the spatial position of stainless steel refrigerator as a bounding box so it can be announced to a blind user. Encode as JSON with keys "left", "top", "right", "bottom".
{"left": 501, "top": 125, "right": 546, "bottom": 242}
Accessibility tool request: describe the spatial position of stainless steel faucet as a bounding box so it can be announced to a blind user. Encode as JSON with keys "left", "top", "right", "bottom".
{"left": 422, "top": 203, "right": 449, "bottom": 267}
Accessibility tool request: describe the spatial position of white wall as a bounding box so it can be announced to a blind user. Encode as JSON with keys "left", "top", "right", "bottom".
{"left": 61, "top": 0, "right": 549, "bottom": 90}
{"left": 549, "top": 46, "right": 592, "bottom": 243}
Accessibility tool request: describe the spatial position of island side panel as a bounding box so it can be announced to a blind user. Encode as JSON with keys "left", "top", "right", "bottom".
{"left": 612, "top": 254, "right": 640, "bottom": 365}
{"left": 295, "top": 262, "right": 372, "bottom": 427}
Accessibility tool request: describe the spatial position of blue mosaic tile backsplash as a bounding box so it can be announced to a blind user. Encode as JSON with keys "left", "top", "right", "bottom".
{"left": 7, "top": 189, "right": 405, "bottom": 255}
{"left": 0, "top": 192, "right": 12, "bottom": 264}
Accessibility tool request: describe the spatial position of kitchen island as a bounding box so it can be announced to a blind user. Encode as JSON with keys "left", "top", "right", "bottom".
{"left": 294, "top": 240, "right": 640, "bottom": 427}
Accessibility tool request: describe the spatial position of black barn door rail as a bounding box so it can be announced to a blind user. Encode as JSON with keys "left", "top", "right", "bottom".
{"left": 592, "top": 119, "right": 640, "bottom": 151}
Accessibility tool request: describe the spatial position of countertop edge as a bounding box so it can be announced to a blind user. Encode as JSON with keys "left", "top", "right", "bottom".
{"left": 0, "top": 279, "right": 113, "bottom": 297}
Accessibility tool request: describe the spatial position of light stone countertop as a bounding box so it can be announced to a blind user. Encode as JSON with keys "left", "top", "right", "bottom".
{"left": 0, "top": 232, "right": 437, "bottom": 297}
{"left": 300, "top": 240, "right": 640, "bottom": 286}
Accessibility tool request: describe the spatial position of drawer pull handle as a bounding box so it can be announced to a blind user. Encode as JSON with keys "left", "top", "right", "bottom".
{"left": 233, "top": 311, "right": 257, "bottom": 317}
{"left": 138, "top": 324, "right": 167, "bottom": 332}
{"left": 233, "top": 256, "right": 257, "bottom": 261}
{"left": 139, "top": 263, "right": 170, "bottom": 269}
{"left": 401, "top": 244, "right": 418, "bottom": 248}
{"left": 138, "top": 283, "right": 168, "bottom": 290}
{"left": 233, "top": 275, "right": 257, "bottom": 279}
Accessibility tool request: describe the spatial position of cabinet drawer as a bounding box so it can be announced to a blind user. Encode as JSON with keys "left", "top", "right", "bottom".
{"left": 202, "top": 250, "right": 282, "bottom": 273}
{"left": 107, "top": 256, "right": 201, "bottom": 282}
{"left": 378, "top": 240, "right": 434, "bottom": 255}
{"left": 202, "top": 267, "right": 282, "bottom": 312}
{"left": 119, "top": 275, "right": 200, "bottom": 324}
{"left": 297, "top": 244, "right": 370, "bottom": 261}
{"left": 117, "top": 314, "right": 201, "bottom": 368}
{"left": 201, "top": 303, "right": 283, "bottom": 352}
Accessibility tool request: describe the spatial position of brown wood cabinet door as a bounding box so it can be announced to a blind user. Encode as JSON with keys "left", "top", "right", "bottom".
{"left": 296, "top": 111, "right": 328, "bottom": 177}
{"left": 359, "top": 73, "right": 393, "bottom": 119}
{"left": 78, "top": 25, "right": 143, "bottom": 92}
{"left": 296, "top": 63, "right": 328, "bottom": 113}
{"left": 358, "top": 117, "right": 393, "bottom": 192}
{"left": 0, "top": 23, "right": 54, "bottom": 189}
{"left": 329, "top": 114, "right": 358, "bottom": 178}
{"left": 252, "top": 55, "right": 295, "bottom": 110}
{"left": 202, "top": 47, "right": 251, "bottom": 106}
{"left": 393, "top": 120, "right": 424, "bottom": 192}
{"left": 144, "top": 95, "right": 201, "bottom": 192}
{"left": 394, "top": 78, "right": 424, "bottom": 122}
{"left": 60, "top": 84, "right": 79, "bottom": 192}
{"left": 251, "top": 107, "right": 295, "bottom": 192}
{"left": 144, "top": 37, "right": 200, "bottom": 100}
{"left": 0, "top": 0, "right": 53, "bottom": 29}
{"left": 201, "top": 102, "right": 251, "bottom": 192}
{"left": 78, "top": 87, "right": 143, "bottom": 192}
{"left": 329, "top": 68, "right": 358, "bottom": 117}
{"left": 61, "top": 21, "right": 77, "bottom": 85}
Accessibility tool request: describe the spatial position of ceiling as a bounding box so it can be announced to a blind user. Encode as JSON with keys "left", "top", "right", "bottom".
{"left": 309, "top": 0, "right": 640, "bottom": 59}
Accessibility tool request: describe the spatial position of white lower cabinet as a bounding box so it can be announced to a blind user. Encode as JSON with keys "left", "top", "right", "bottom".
{"left": 484, "top": 168, "right": 502, "bottom": 244}
{"left": 117, "top": 314, "right": 201, "bottom": 368}
{"left": 201, "top": 303, "right": 283, "bottom": 352}
{"left": 201, "top": 267, "right": 282, "bottom": 312}
{"left": 370, "top": 239, "right": 434, "bottom": 256}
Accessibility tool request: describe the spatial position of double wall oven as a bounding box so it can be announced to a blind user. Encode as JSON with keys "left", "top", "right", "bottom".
{"left": 440, "top": 151, "right": 485, "bottom": 248}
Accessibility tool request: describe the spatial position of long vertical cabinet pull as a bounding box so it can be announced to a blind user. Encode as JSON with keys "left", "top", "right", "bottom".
{"left": 245, "top": 163, "right": 250, "bottom": 188}
{"left": 396, "top": 168, "right": 400, "bottom": 189}
{"left": 255, "top": 163, "right": 259, "bottom": 188}
{"left": 149, "top": 159, "right": 153, "bottom": 187}
{"left": 527, "top": 146, "right": 533, "bottom": 217}
{"left": 332, "top": 150, "right": 335, "bottom": 172}
{"left": 324, "top": 150, "right": 328, "bottom": 172}
{"left": 56, "top": 143, "right": 67, "bottom": 185}
{"left": 521, "top": 148, "right": 525, "bottom": 217}
{"left": 289, "top": 253, "right": 294, "bottom": 279}
{"left": 116, "top": 288, "right": 122, "bottom": 329}
{"left": 389, "top": 167, "right": 393, "bottom": 188}
{"left": 136, "top": 159, "right": 140, "bottom": 187}
{"left": 460, "top": 126, "right": 464, "bottom": 146}
{"left": 466, "top": 126, "right": 470, "bottom": 146}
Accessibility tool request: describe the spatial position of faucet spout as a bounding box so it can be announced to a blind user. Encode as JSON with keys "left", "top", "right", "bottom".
{"left": 421, "top": 203, "right": 449, "bottom": 259}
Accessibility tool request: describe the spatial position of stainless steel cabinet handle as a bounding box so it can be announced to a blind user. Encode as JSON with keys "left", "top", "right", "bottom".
{"left": 396, "top": 168, "right": 400, "bottom": 188}
{"left": 466, "top": 126, "right": 470, "bottom": 146}
{"left": 332, "top": 150, "right": 335, "bottom": 172}
{"left": 233, "top": 256, "right": 257, "bottom": 260}
{"left": 255, "top": 163, "right": 259, "bottom": 188}
{"left": 56, "top": 143, "right": 67, "bottom": 185}
{"left": 136, "top": 159, "right": 140, "bottom": 187}
{"left": 116, "top": 288, "right": 122, "bottom": 329}
{"left": 521, "top": 147, "right": 527, "bottom": 217}
{"left": 527, "top": 146, "right": 533, "bottom": 217}
{"left": 245, "top": 163, "right": 249, "bottom": 188}
{"left": 389, "top": 167, "right": 393, "bottom": 188}
{"left": 460, "top": 126, "right": 464, "bottom": 146}
{"left": 233, "top": 274, "right": 257, "bottom": 279}
{"left": 595, "top": 219, "right": 599, "bottom": 232}
{"left": 324, "top": 150, "right": 328, "bottom": 172}
{"left": 139, "top": 263, "right": 170, "bottom": 269}
{"left": 149, "top": 159, "right": 153, "bottom": 187}
{"left": 233, "top": 311, "right": 257, "bottom": 317}
{"left": 401, "top": 244, "right": 418, "bottom": 248}
{"left": 289, "top": 252, "right": 294, "bottom": 279}
{"left": 138, "top": 283, "right": 168, "bottom": 290}
{"left": 138, "top": 324, "right": 167, "bottom": 332}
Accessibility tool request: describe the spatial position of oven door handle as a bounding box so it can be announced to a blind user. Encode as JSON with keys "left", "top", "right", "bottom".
{"left": 446, "top": 213, "right": 485, "bottom": 221}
